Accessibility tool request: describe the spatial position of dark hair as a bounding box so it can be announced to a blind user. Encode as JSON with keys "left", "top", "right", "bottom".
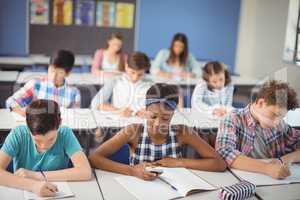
{"left": 26, "top": 99, "right": 61, "bottom": 136}
{"left": 105, "top": 32, "right": 126, "bottom": 71}
{"left": 167, "top": 33, "right": 189, "bottom": 67}
{"left": 202, "top": 61, "right": 231, "bottom": 89}
{"left": 50, "top": 49, "right": 75, "bottom": 73}
{"left": 146, "top": 83, "right": 179, "bottom": 109}
{"left": 127, "top": 51, "right": 150, "bottom": 71}
{"left": 252, "top": 80, "right": 299, "bottom": 110}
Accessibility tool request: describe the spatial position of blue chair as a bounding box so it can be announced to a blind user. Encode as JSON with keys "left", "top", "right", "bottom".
{"left": 0, "top": 144, "right": 14, "bottom": 173}
{"left": 108, "top": 144, "right": 130, "bottom": 165}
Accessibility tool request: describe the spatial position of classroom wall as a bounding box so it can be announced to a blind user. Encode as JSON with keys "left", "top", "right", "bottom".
{"left": 0, "top": 0, "right": 28, "bottom": 55}
{"left": 235, "top": 0, "right": 300, "bottom": 95}
{"left": 138, "top": 0, "right": 241, "bottom": 72}
{"left": 0, "top": 0, "right": 241, "bottom": 72}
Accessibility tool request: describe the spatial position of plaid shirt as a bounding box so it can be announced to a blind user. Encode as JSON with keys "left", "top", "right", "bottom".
{"left": 216, "top": 105, "right": 300, "bottom": 165}
{"left": 6, "top": 76, "right": 81, "bottom": 109}
{"left": 130, "top": 124, "right": 183, "bottom": 165}
{"left": 191, "top": 81, "right": 234, "bottom": 112}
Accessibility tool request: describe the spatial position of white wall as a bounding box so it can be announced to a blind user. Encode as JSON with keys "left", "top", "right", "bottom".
{"left": 235, "top": 0, "right": 300, "bottom": 95}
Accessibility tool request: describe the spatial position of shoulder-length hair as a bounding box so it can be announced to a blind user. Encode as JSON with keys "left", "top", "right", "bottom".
{"left": 167, "top": 33, "right": 189, "bottom": 67}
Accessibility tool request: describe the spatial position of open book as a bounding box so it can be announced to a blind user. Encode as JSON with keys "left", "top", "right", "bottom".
{"left": 24, "top": 182, "right": 74, "bottom": 200}
{"left": 115, "top": 167, "right": 216, "bottom": 200}
{"left": 231, "top": 164, "right": 300, "bottom": 186}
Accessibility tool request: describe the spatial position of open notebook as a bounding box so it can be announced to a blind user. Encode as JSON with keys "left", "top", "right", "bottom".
{"left": 231, "top": 164, "right": 300, "bottom": 186}
{"left": 115, "top": 167, "right": 216, "bottom": 200}
{"left": 24, "top": 182, "right": 74, "bottom": 200}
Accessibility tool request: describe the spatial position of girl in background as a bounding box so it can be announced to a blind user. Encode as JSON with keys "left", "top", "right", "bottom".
{"left": 151, "top": 33, "right": 200, "bottom": 80}
{"left": 91, "top": 32, "right": 128, "bottom": 77}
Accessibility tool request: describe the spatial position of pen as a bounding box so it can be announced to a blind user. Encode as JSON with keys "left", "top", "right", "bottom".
{"left": 278, "top": 157, "right": 284, "bottom": 165}
{"left": 39, "top": 167, "right": 47, "bottom": 182}
{"left": 158, "top": 177, "right": 178, "bottom": 191}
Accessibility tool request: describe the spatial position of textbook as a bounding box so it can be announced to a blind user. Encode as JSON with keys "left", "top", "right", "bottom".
{"left": 115, "top": 167, "right": 216, "bottom": 200}
{"left": 231, "top": 164, "right": 300, "bottom": 186}
{"left": 24, "top": 182, "right": 74, "bottom": 200}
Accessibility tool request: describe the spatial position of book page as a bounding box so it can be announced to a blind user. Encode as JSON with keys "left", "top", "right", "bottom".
{"left": 159, "top": 167, "right": 216, "bottom": 196}
{"left": 115, "top": 175, "right": 180, "bottom": 200}
{"left": 231, "top": 164, "right": 300, "bottom": 186}
{"left": 115, "top": 167, "right": 215, "bottom": 200}
{"left": 24, "top": 182, "right": 74, "bottom": 200}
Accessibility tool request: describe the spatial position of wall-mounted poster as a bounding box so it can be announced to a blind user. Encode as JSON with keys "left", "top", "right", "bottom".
{"left": 75, "top": 0, "right": 95, "bottom": 26}
{"left": 53, "top": 0, "right": 73, "bottom": 25}
{"left": 96, "top": 1, "right": 115, "bottom": 27}
{"left": 115, "top": 3, "right": 134, "bottom": 29}
{"left": 30, "top": 0, "right": 49, "bottom": 25}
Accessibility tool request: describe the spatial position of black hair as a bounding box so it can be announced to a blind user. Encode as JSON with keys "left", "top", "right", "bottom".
{"left": 26, "top": 99, "right": 61, "bottom": 135}
{"left": 49, "top": 49, "right": 75, "bottom": 73}
{"left": 146, "top": 83, "right": 179, "bottom": 109}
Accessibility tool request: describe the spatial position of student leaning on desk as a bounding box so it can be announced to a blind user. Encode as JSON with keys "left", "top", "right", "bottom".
{"left": 0, "top": 99, "right": 91, "bottom": 197}
{"left": 89, "top": 83, "right": 226, "bottom": 181}
{"left": 91, "top": 32, "right": 128, "bottom": 77}
{"left": 150, "top": 33, "right": 200, "bottom": 80}
{"left": 6, "top": 50, "right": 81, "bottom": 117}
{"left": 91, "top": 51, "right": 153, "bottom": 118}
{"left": 216, "top": 80, "right": 300, "bottom": 179}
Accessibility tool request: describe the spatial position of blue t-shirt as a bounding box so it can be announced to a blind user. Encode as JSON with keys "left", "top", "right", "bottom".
{"left": 1, "top": 125, "right": 82, "bottom": 172}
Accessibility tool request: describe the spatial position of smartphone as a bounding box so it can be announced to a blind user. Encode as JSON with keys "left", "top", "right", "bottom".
{"left": 145, "top": 167, "right": 164, "bottom": 175}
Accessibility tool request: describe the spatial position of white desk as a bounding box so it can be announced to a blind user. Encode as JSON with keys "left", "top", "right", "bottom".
{"left": 284, "top": 108, "right": 300, "bottom": 128}
{"left": 255, "top": 184, "right": 300, "bottom": 200}
{"left": 0, "top": 174, "right": 103, "bottom": 200}
{"left": 92, "top": 108, "right": 220, "bottom": 130}
{"left": 16, "top": 72, "right": 109, "bottom": 85}
{"left": 0, "top": 71, "right": 19, "bottom": 82}
{"left": 95, "top": 169, "right": 257, "bottom": 200}
{"left": 16, "top": 72, "right": 46, "bottom": 84}
{"left": 0, "top": 55, "right": 92, "bottom": 66}
{"left": 0, "top": 109, "right": 97, "bottom": 131}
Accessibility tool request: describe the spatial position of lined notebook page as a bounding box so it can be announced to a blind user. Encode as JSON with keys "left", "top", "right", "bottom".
{"left": 24, "top": 182, "right": 74, "bottom": 200}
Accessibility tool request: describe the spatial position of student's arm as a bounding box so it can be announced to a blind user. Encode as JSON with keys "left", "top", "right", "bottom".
{"left": 191, "top": 82, "right": 212, "bottom": 112}
{"left": 90, "top": 78, "right": 115, "bottom": 110}
{"left": 0, "top": 151, "right": 58, "bottom": 197}
{"left": 91, "top": 49, "right": 104, "bottom": 75}
{"left": 36, "top": 151, "right": 91, "bottom": 181}
{"left": 154, "top": 126, "right": 226, "bottom": 172}
{"left": 151, "top": 50, "right": 172, "bottom": 79}
{"left": 281, "top": 123, "right": 300, "bottom": 163}
{"left": 216, "top": 116, "right": 290, "bottom": 179}
{"left": 89, "top": 125, "right": 157, "bottom": 180}
{"left": 6, "top": 79, "right": 36, "bottom": 115}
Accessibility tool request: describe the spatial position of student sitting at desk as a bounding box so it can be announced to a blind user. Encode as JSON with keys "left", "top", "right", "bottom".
{"left": 191, "top": 61, "right": 234, "bottom": 118}
{"left": 216, "top": 80, "right": 300, "bottom": 179}
{"left": 91, "top": 51, "right": 153, "bottom": 117}
{"left": 89, "top": 83, "right": 226, "bottom": 181}
{"left": 151, "top": 33, "right": 200, "bottom": 80}
{"left": 6, "top": 50, "right": 81, "bottom": 117}
{"left": 91, "top": 32, "right": 128, "bottom": 77}
{"left": 0, "top": 99, "right": 91, "bottom": 197}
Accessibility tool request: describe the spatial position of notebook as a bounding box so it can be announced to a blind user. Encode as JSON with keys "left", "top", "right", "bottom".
{"left": 115, "top": 167, "right": 216, "bottom": 200}
{"left": 23, "top": 182, "right": 74, "bottom": 200}
{"left": 231, "top": 164, "right": 300, "bottom": 186}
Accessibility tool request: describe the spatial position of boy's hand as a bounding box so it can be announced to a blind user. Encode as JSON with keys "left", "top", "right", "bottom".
{"left": 131, "top": 163, "right": 157, "bottom": 181}
{"left": 119, "top": 107, "right": 133, "bottom": 117}
{"left": 212, "top": 107, "right": 227, "bottom": 117}
{"left": 266, "top": 162, "right": 291, "bottom": 179}
{"left": 153, "top": 157, "right": 183, "bottom": 168}
{"left": 31, "top": 181, "right": 58, "bottom": 197}
{"left": 136, "top": 108, "right": 148, "bottom": 118}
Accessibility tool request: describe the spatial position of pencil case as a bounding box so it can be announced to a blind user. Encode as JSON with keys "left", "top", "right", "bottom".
{"left": 218, "top": 180, "right": 256, "bottom": 200}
